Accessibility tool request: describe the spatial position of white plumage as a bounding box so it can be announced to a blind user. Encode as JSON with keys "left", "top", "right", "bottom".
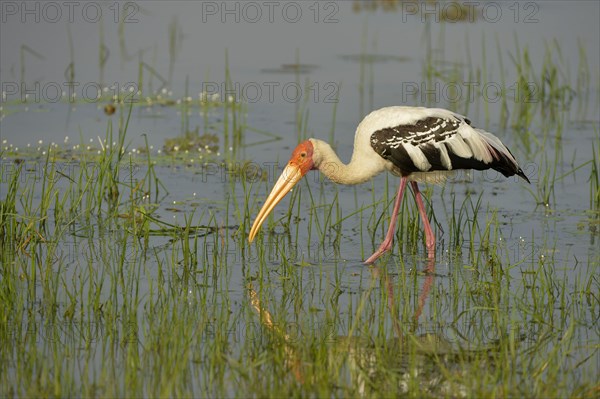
{"left": 248, "top": 106, "right": 529, "bottom": 264}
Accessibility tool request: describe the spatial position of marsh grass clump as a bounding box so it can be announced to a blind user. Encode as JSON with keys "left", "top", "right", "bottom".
{"left": 590, "top": 133, "right": 600, "bottom": 212}
{"left": 0, "top": 161, "right": 29, "bottom": 252}
{"left": 162, "top": 127, "right": 219, "bottom": 156}
{"left": 582, "top": 132, "right": 600, "bottom": 236}
{"left": 419, "top": 31, "right": 583, "bottom": 152}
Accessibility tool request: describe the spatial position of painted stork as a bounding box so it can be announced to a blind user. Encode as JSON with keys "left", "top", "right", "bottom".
{"left": 248, "top": 106, "right": 530, "bottom": 264}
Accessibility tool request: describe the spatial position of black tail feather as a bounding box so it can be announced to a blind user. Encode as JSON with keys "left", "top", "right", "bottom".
{"left": 516, "top": 168, "right": 531, "bottom": 183}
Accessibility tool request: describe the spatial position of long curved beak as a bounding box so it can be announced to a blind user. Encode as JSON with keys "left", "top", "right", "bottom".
{"left": 248, "top": 164, "right": 303, "bottom": 242}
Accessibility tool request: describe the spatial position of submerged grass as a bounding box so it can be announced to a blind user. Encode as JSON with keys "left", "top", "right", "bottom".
{"left": 590, "top": 131, "right": 600, "bottom": 212}
{"left": 2, "top": 16, "right": 599, "bottom": 398}
{"left": 2, "top": 127, "right": 598, "bottom": 398}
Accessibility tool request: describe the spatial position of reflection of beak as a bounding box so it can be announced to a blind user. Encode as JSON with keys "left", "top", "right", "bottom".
{"left": 248, "top": 164, "right": 303, "bottom": 242}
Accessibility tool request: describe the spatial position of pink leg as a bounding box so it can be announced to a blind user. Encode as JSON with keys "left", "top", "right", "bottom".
{"left": 410, "top": 182, "right": 435, "bottom": 257}
{"left": 364, "top": 177, "right": 408, "bottom": 264}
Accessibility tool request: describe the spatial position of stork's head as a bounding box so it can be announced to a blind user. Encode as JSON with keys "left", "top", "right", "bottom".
{"left": 248, "top": 140, "right": 315, "bottom": 242}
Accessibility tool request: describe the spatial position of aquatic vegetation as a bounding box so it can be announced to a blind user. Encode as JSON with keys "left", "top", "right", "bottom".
{"left": 1, "top": 3, "right": 598, "bottom": 397}
{"left": 163, "top": 127, "right": 219, "bottom": 155}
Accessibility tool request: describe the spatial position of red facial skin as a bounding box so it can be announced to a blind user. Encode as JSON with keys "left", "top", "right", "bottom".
{"left": 287, "top": 140, "right": 315, "bottom": 175}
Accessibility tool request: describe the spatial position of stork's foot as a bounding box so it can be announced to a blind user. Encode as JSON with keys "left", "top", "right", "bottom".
{"left": 425, "top": 233, "right": 436, "bottom": 262}
{"left": 426, "top": 246, "right": 435, "bottom": 265}
{"left": 364, "top": 237, "right": 394, "bottom": 264}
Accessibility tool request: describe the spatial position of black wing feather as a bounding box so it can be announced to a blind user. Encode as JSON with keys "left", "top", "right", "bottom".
{"left": 370, "top": 116, "right": 529, "bottom": 182}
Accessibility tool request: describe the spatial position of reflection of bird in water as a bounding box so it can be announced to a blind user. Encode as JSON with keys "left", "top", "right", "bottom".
{"left": 249, "top": 106, "right": 529, "bottom": 264}
{"left": 247, "top": 266, "right": 517, "bottom": 397}
{"left": 329, "top": 333, "right": 506, "bottom": 398}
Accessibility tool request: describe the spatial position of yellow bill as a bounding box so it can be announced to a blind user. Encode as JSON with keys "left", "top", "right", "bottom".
{"left": 248, "top": 140, "right": 315, "bottom": 242}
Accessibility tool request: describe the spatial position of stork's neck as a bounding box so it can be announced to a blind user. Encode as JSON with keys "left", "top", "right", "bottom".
{"left": 310, "top": 138, "right": 386, "bottom": 185}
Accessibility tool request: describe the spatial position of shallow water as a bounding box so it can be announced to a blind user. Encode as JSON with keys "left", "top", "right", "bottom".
{"left": 1, "top": 1, "right": 598, "bottom": 396}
